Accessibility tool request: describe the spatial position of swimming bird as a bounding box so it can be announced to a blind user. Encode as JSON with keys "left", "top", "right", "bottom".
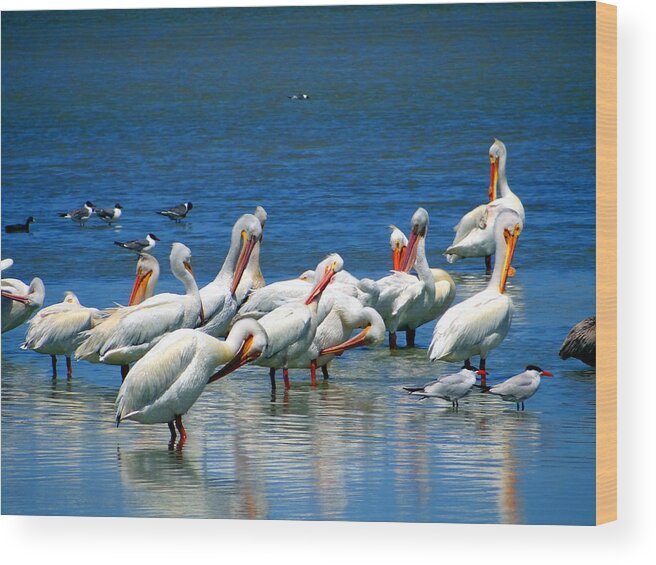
{"left": 288, "top": 93, "right": 310, "bottom": 100}
{"left": 235, "top": 206, "right": 268, "bottom": 304}
{"left": 403, "top": 366, "right": 482, "bottom": 408}
{"left": 127, "top": 253, "right": 160, "bottom": 306}
{"left": 485, "top": 365, "right": 554, "bottom": 410}
{"left": 115, "top": 319, "right": 268, "bottom": 442}
{"left": 75, "top": 243, "right": 203, "bottom": 373}
{"left": 1, "top": 275, "right": 46, "bottom": 334}
{"left": 198, "top": 214, "right": 263, "bottom": 337}
{"left": 96, "top": 203, "right": 123, "bottom": 225}
{"left": 446, "top": 139, "right": 525, "bottom": 273}
{"left": 114, "top": 233, "right": 160, "bottom": 254}
{"left": 559, "top": 316, "right": 596, "bottom": 367}
{"left": 58, "top": 201, "right": 95, "bottom": 226}
{"left": 157, "top": 202, "right": 193, "bottom": 222}
{"left": 215, "top": 254, "right": 343, "bottom": 390}
{"left": 376, "top": 208, "right": 455, "bottom": 349}
{"left": 5, "top": 216, "right": 36, "bottom": 234}
{"left": 21, "top": 291, "right": 104, "bottom": 379}
{"left": 429, "top": 208, "right": 523, "bottom": 382}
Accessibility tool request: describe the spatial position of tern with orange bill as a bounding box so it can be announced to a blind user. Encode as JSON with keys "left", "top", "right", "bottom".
{"left": 75, "top": 243, "right": 204, "bottom": 378}
{"left": 429, "top": 208, "right": 523, "bottom": 383}
{"left": 115, "top": 319, "right": 268, "bottom": 443}
{"left": 199, "top": 214, "right": 262, "bottom": 337}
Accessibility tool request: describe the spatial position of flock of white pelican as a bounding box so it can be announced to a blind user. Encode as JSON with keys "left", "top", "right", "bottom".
{"left": 2, "top": 139, "right": 569, "bottom": 443}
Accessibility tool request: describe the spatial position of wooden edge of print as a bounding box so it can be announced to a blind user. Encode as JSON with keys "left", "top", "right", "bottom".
{"left": 595, "top": 1, "right": 617, "bottom": 526}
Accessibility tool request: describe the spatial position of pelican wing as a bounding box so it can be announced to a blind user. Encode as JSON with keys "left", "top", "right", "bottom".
{"left": 115, "top": 331, "right": 198, "bottom": 420}
{"left": 22, "top": 305, "right": 101, "bottom": 351}
{"left": 260, "top": 304, "right": 312, "bottom": 359}
{"left": 429, "top": 293, "right": 512, "bottom": 361}
{"left": 237, "top": 280, "right": 309, "bottom": 318}
{"left": 452, "top": 203, "right": 488, "bottom": 244}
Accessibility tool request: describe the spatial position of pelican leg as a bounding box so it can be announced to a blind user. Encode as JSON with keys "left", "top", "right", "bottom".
{"left": 283, "top": 367, "right": 291, "bottom": 390}
{"left": 310, "top": 359, "right": 317, "bottom": 387}
{"left": 174, "top": 415, "right": 187, "bottom": 440}
{"left": 389, "top": 332, "right": 397, "bottom": 350}
{"left": 120, "top": 364, "right": 130, "bottom": 381}
{"left": 168, "top": 421, "right": 176, "bottom": 441}
{"left": 521, "top": 402, "right": 525, "bottom": 411}
{"left": 406, "top": 329, "right": 416, "bottom": 348}
{"left": 269, "top": 367, "right": 276, "bottom": 391}
{"left": 479, "top": 358, "right": 487, "bottom": 387}
{"left": 51, "top": 355, "right": 58, "bottom": 379}
{"left": 516, "top": 403, "right": 520, "bottom": 411}
{"left": 321, "top": 365, "right": 330, "bottom": 379}
{"left": 485, "top": 255, "right": 492, "bottom": 275}
{"left": 66, "top": 356, "right": 73, "bottom": 379}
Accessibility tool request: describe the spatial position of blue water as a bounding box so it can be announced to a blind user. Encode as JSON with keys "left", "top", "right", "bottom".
{"left": 1, "top": 3, "right": 596, "bottom": 524}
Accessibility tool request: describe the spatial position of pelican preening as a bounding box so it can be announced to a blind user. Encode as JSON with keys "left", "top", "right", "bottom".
{"left": 446, "top": 139, "right": 525, "bottom": 273}
{"left": 199, "top": 213, "right": 263, "bottom": 337}
{"left": 484, "top": 365, "right": 554, "bottom": 410}
{"left": 429, "top": 208, "right": 523, "bottom": 383}
{"left": 21, "top": 292, "right": 104, "bottom": 378}
{"left": 115, "top": 319, "right": 268, "bottom": 442}
{"left": 2, "top": 263, "right": 46, "bottom": 334}
{"left": 157, "top": 201, "right": 193, "bottom": 222}
{"left": 75, "top": 243, "right": 203, "bottom": 373}
{"left": 559, "top": 316, "right": 596, "bottom": 367}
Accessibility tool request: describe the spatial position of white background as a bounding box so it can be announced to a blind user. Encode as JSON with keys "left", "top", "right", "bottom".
{"left": 0, "top": 0, "right": 653, "bottom": 563}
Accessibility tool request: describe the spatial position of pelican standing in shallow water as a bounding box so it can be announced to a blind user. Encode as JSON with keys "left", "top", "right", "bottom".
{"left": 485, "top": 365, "right": 554, "bottom": 410}
{"left": 2, "top": 266, "right": 46, "bottom": 333}
{"left": 429, "top": 208, "right": 523, "bottom": 383}
{"left": 376, "top": 208, "right": 455, "bottom": 349}
{"left": 446, "top": 139, "right": 524, "bottom": 273}
{"left": 21, "top": 292, "right": 104, "bottom": 379}
{"left": 76, "top": 243, "right": 203, "bottom": 377}
{"left": 199, "top": 213, "right": 262, "bottom": 337}
{"left": 559, "top": 316, "right": 596, "bottom": 367}
{"left": 115, "top": 319, "right": 268, "bottom": 442}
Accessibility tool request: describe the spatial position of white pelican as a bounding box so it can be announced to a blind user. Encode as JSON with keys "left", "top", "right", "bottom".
{"left": 127, "top": 253, "right": 160, "bottom": 306}
{"left": 21, "top": 292, "right": 104, "bottom": 379}
{"left": 428, "top": 208, "right": 523, "bottom": 381}
{"left": 198, "top": 213, "right": 262, "bottom": 337}
{"left": 403, "top": 366, "right": 483, "bottom": 408}
{"left": 376, "top": 208, "right": 455, "bottom": 349}
{"left": 58, "top": 201, "right": 95, "bottom": 226}
{"left": 76, "top": 243, "right": 203, "bottom": 374}
{"left": 486, "top": 365, "right": 554, "bottom": 410}
{"left": 235, "top": 206, "right": 268, "bottom": 304}
{"left": 389, "top": 225, "right": 408, "bottom": 271}
{"left": 2, "top": 270, "right": 46, "bottom": 334}
{"left": 1, "top": 258, "right": 14, "bottom": 272}
{"left": 216, "top": 254, "right": 343, "bottom": 390}
{"left": 446, "top": 139, "right": 525, "bottom": 273}
{"left": 559, "top": 316, "right": 596, "bottom": 367}
{"left": 115, "top": 319, "right": 268, "bottom": 442}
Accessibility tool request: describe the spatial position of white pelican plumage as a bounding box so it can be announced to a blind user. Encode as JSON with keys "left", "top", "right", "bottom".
{"left": 115, "top": 318, "right": 268, "bottom": 442}
{"left": 485, "top": 365, "right": 553, "bottom": 411}
{"left": 216, "top": 254, "right": 343, "bottom": 390}
{"left": 21, "top": 291, "right": 104, "bottom": 378}
{"left": 76, "top": 243, "right": 203, "bottom": 373}
{"left": 403, "top": 366, "right": 483, "bottom": 408}
{"left": 199, "top": 213, "right": 262, "bottom": 337}
{"left": 446, "top": 139, "right": 525, "bottom": 273}
{"left": 2, "top": 267, "right": 46, "bottom": 334}
{"left": 389, "top": 225, "right": 408, "bottom": 271}
{"left": 429, "top": 208, "right": 523, "bottom": 381}
{"left": 376, "top": 208, "right": 455, "bottom": 349}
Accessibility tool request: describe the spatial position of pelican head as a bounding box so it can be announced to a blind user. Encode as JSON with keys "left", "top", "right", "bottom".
{"left": 319, "top": 307, "right": 385, "bottom": 356}
{"left": 209, "top": 318, "right": 269, "bottom": 382}
{"left": 230, "top": 214, "right": 263, "bottom": 295}
{"left": 399, "top": 208, "right": 429, "bottom": 272}
{"left": 254, "top": 206, "right": 267, "bottom": 229}
{"left": 488, "top": 138, "right": 507, "bottom": 201}
{"left": 63, "top": 291, "right": 80, "bottom": 305}
{"left": 495, "top": 209, "right": 523, "bottom": 294}
{"left": 389, "top": 225, "right": 408, "bottom": 271}
{"left": 305, "top": 253, "right": 344, "bottom": 305}
{"left": 128, "top": 253, "right": 160, "bottom": 306}
{"left": 4, "top": 277, "right": 46, "bottom": 306}
{"left": 298, "top": 269, "right": 314, "bottom": 282}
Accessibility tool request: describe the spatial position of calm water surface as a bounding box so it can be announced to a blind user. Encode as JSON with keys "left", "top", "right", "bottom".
{"left": 2, "top": 3, "right": 596, "bottom": 524}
